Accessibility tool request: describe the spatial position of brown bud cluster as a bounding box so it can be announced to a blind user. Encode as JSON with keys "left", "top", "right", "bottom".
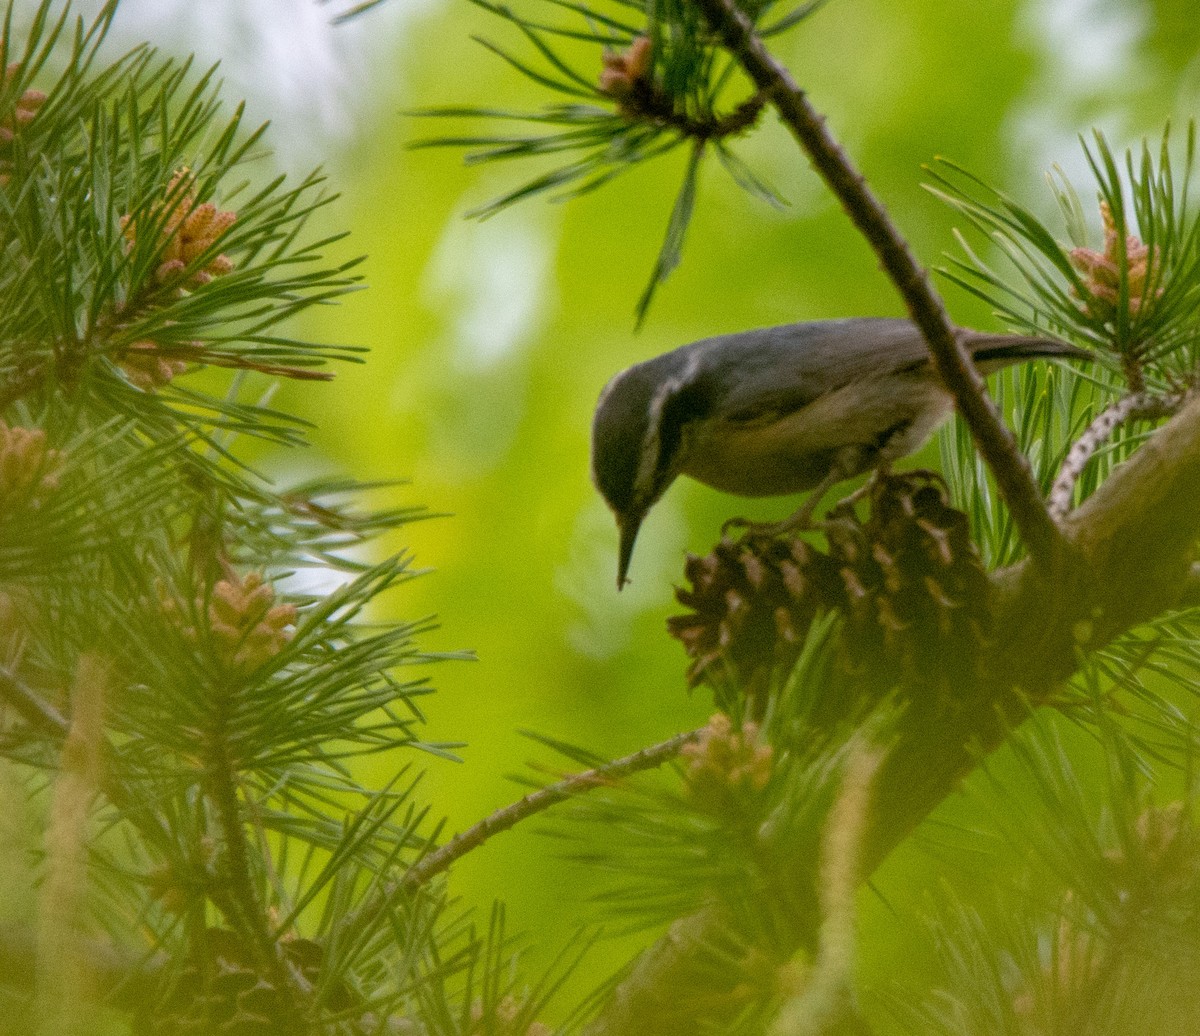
{"left": 470, "top": 996, "right": 553, "bottom": 1036}
{"left": 117, "top": 340, "right": 192, "bottom": 390}
{"left": 599, "top": 35, "right": 653, "bottom": 99}
{"left": 0, "top": 62, "right": 45, "bottom": 146}
{"left": 1069, "top": 200, "right": 1162, "bottom": 320}
{"left": 164, "top": 572, "right": 296, "bottom": 673}
{"left": 681, "top": 713, "right": 773, "bottom": 811}
{"left": 0, "top": 60, "right": 46, "bottom": 189}
{"left": 121, "top": 168, "right": 236, "bottom": 288}
{"left": 0, "top": 421, "right": 61, "bottom": 508}
{"left": 207, "top": 572, "right": 295, "bottom": 671}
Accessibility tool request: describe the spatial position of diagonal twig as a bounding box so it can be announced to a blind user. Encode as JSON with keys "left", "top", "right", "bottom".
{"left": 688, "top": 0, "right": 1066, "bottom": 571}
{"left": 1048, "top": 390, "right": 1185, "bottom": 519}
{"left": 0, "top": 663, "right": 68, "bottom": 734}
{"left": 401, "top": 728, "right": 700, "bottom": 891}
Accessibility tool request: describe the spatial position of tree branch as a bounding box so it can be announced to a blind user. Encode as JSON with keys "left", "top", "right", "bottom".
{"left": 340, "top": 731, "right": 700, "bottom": 973}
{"left": 687, "top": 0, "right": 1065, "bottom": 571}
{"left": 202, "top": 701, "right": 294, "bottom": 1003}
{"left": 1057, "top": 390, "right": 1200, "bottom": 633}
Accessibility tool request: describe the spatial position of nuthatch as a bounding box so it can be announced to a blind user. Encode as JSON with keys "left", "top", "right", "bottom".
{"left": 591, "top": 317, "right": 1085, "bottom": 588}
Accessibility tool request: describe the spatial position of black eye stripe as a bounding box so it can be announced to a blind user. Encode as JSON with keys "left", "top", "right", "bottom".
{"left": 655, "top": 380, "right": 713, "bottom": 479}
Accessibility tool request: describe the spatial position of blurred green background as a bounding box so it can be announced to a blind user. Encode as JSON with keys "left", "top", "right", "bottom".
{"left": 85, "top": 0, "right": 1200, "bottom": 1004}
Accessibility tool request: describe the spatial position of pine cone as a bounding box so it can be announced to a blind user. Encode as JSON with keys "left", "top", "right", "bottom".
{"left": 827, "top": 472, "right": 990, "bottom": 686}
{"left": 668, "top": 473, "right": 990, "bottom": 700}
{"left": 667, "top": 534, "right": 841, "bottom": 689}
{"left": 132, "top": 929, "right": 348, "bottom": 1036}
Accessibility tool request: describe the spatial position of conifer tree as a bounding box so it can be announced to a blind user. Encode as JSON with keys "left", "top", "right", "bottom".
{"left": 3, "top": 1, "right": 1200, "bottom": 1035}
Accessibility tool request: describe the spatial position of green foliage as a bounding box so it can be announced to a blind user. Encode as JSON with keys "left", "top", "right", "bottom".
{"left": 934, "top": 127, "right": 1200, "bottom": 564}
{"left": 929, "top": 124, "right": 1200, "bottom": 388}
{"left": 0, "top": 2, "right": 568, "bottom": 1031}
{"left": 879, "top": 715, "right": 1200, "bottom": 1036}
{"left": 410, "top": 0, "right": 819, "bottom": 321}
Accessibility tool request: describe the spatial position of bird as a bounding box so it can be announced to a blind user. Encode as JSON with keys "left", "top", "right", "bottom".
{"left": 591, "top": 317, "right": 1086, "bottom": 588}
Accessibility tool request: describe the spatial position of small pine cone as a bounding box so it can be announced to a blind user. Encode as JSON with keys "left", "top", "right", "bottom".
{"left": 133, "top": 929, "right": 302, "bottom": 1036}
{"left": 0, "top": 422, "right": 61, "bottom": 508}
{"left": 681, "top": 713, "right": 773, "bottom": 814}
{"left": 827, "top": 473, "right": 990, "bottom": 684}
{"left": 121, "top": 168, "right": 237, "bottom": 289}
{"left": 162, "top": 572, "right": 296, "bottom": 673}
{"left": 132, "top": 929, "right": 357, "bottom": 1034}
{"left": 668, "top": 533, "right": 842, "bottom": 688}
{"left": 209, "top": 572, "right": 296, "bottom": 671}
{"left": 118, "top": 340, "right": 191, "bottom": 390}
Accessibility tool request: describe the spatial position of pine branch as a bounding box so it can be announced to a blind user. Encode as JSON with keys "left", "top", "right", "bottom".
{"left": 0, "top": 5, "right": 456, "bottom": 1029}
{"left": 585, "top": 348, "right": 1200, "bottom": 1036}
{"left": 687, "top": 0, "right": 1066, "bottom": 572}
{"left": 203, "top": 719, "right": 277, "bottom": 966}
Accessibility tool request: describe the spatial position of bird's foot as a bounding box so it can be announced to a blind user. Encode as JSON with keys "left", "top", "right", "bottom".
{"left": 722, "top": 502, "right": 827, "bottom": 540}
{"left": 721, "top": 463, "right": 854, "bottom": 540}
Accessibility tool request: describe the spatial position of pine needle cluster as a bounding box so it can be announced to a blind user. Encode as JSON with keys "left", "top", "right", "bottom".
{"left": 0, "top": 3, "right": 579, "bottom": 1033}
{"left": 412, "top": 0, "right": 827, "bottom": 321}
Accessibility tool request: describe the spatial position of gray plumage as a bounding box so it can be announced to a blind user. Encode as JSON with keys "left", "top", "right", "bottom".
{"left": 591, "top": 317, "right": 1085, "bottom": 587}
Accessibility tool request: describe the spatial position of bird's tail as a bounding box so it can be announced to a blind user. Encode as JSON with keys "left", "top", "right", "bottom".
{"left": 962, "top": 330, "right": 1090, "bottom": 370}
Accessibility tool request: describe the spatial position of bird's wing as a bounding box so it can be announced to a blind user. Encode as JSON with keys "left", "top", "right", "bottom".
{"left": 690, "top": 318, "right": 931, "bottom": 425}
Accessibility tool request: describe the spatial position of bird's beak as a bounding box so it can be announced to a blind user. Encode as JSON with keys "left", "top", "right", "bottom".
{"left": 616, "top": 512, "right": 644, "bottom": 591}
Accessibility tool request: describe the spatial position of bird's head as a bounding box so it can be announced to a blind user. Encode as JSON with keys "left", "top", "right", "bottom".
{"left": 591, "top": 359, "right": 699, "bottom": 589}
